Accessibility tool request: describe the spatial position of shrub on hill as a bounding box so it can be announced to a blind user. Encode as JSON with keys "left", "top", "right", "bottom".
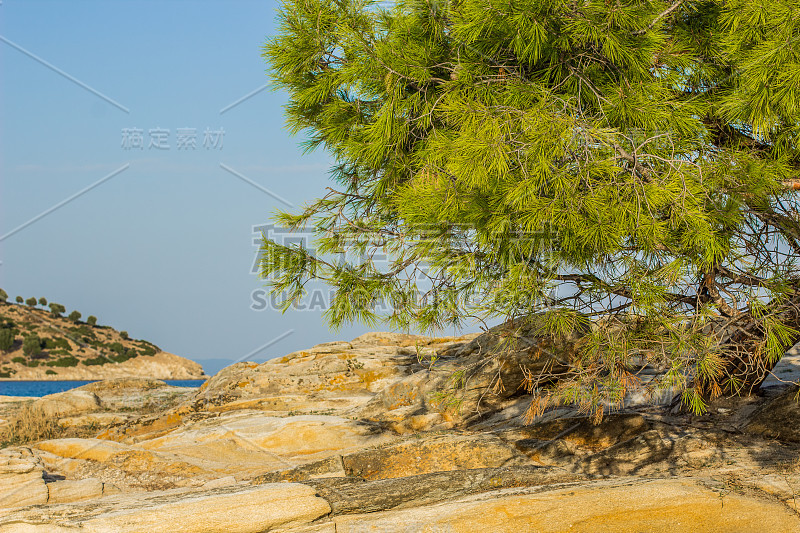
{"left": 48, "top": 303, "right": 65, "bottom": 317}
{"left": 0, "top": 330, "right": 14, "bottom": 352}
{"left": 120, "top": 331, "right": 129, "bottom": 340}
{"left": 12, "top": 356, "right": 39, "bottom": 367}
{"left": 109, "top": 350, "right": 135, "bottom": 363}
{"left": 46, "top": 356, "right": 79, "bottom": 367}
{"left": 86, "top": 316, "right": 97, "bottom": 326}
{"left": 25, "top": 298, "right": 36, "bottom": 307}
{"left": 22, "top": 335, "right": 42, "bottom": 357}
{"left": 0, "top": 289, "right": 7, "bottom": 302}
{"left": 44, "top": 337, "right": 71, "bottom": 351}
{"left": 82, "top": 356, "right": 108, "bottom": 366}
{"left": 15, "top": 296, "right": 23, "bottom": 304}
{"left": 45, "top": 369, "right": 57, "bottom": 375}
{"left": 38, "top": 297, "right": 47, "bottom": 306}
{"left": 68, "top": 310, "right": 81, "bottom": 323}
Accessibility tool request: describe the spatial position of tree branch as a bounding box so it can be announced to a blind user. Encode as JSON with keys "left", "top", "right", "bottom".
{"left": 633, "top": 0, "right": 686, "bottom": 35}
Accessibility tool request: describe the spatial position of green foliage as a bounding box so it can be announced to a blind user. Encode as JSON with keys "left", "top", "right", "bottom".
{"left": 82, "top": 356, "right": 109, "bottom": 366}
{"left": 45, "top": 369, "right": 57, "bottom": 375}
{"left": 86, "top": 315, "right": 97, "bottom": 326}
{"left": 25, "top": 297, "right": 37, "bottom": 307}
{"left": 46, "top": 356, "right": 79, "bottom": 367}
{"left": 109, "top": 351, "right": 134, "bottom": 363}
{"left": 138, "top": 345, "right": 157, "bottom": 356}
{"left": 120, "top": 330, "right": 129, "bottom": 340}
{"left": 0, "top": 289, "right": 7, "bottom": 302}
{"left": 44, "top": 337, "right": 71, "bottom": 351}
{"left": 48, "top": 303, "right": 65, "bottom": 317}
{"left": 38, "top": 297, "right": 47, "bottom": 306}
{"left": 262, "top": 0, "right": 800, "bottom": 419}
{"left": 10, "top": 356, "right": 39, "bottom": 368}
{"left": 22, "top": 335, "right": 42, "bottom": 357}
{"left": 68, "top": 310, "right": 81, "bottom": 323}
{"left": 15, "top": 296, "right": 23, "bottom": 304}
{"left": 108, "top": 342, "right": 124, "bottom": 354}
{"left": 0, "top": 329, "right": 14, "bottom": 352}
{"left": 70, "top": 325, "right": 95, "bottom": 338}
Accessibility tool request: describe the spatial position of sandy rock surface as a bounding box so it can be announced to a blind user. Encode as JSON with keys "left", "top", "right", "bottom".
{"left": 1, "top": 333, "right": 799, "bottom": 531}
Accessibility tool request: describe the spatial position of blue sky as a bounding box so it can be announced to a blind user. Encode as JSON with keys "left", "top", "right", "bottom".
{"left": 0, "top": 0, "right": 477, "bottom": 375}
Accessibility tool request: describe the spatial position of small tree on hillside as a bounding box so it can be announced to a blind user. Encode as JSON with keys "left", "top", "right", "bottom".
{"left": 0, "top": 330, "right": 14, "bottom": 352}
{"left": 0, "top": 289, "right": 8, "bottom": 303}
{"left": 15, "top": 296, "right": 23, "bottom": 304}
{"left": 22, "top": 335, "right": 41, "bottom": 357}
{"left": 25, "top": 297, "right": 36, "bottom": 307}
{"left": 261, "top": 0, "right": 800, "bottom": 419}
{"left": 68, "top": 311, "right": 81, "bottom": 323}
{"left": 86, "top": 316, "right": 97, "bottom": 326}
{"left": 38, "top": 297, "right": 47, "bottom": 307}
{"left": 48, "top": 303, "right": 65, "bottom": 318}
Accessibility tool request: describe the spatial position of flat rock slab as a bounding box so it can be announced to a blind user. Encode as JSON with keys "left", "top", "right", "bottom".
{"left": 0, "top": 448, "right": 48, "bottom": 510}
{"left": 305, "top": 466, "right": 586, "bottom": 514}
{"left": 32, "top": 391, "right": 100, "bottom": 418}
{"left": 332, "top": 477, "right": 800, "bottom": 532}
{"left": 745, "top": 385, "right": 800, "bottom": 442}
{"left": 0, "top": 482, "right": 331, "bottom": 533}
{"left": 342, "top": 433, "right": 530, "bottom": 480}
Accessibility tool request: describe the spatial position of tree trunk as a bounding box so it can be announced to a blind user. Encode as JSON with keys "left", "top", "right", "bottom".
{"left": 718, "top": 288, "right": 800, "bottom": 396}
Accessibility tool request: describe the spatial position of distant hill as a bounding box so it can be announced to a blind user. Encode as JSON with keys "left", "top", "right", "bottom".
{"left": 0, "top": 293, "right": 206, "bottom": 380}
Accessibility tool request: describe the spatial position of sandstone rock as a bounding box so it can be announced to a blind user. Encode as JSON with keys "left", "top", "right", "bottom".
{"left": 505, "top": 413, "right": 650, "bottom": 451}
{"left": 46, "top": 478, "right": 104, "bottom": 503}
{"left": 0, "top": 483, "right": 332, "bottom": 533}
{"left": 0, "top": 470, "right": 48, "bottom": 510}
{"left": 516, "top": 437, "right": 579, "bottom": 465}
{"left": 272, "top": 524, "right": 335, "bottom": 533}
{"left": 33, "top": 438, "right": 213, "bottom": 491}
{"left": 80, "top": 378, "right": 196, "bottom": 412}
{"left": 182, "top": 333, "right": 473, "bottom": 417}
{"left": 306, "top": 466, "right": 585, "bottom": 515}
{"left": 254, "top": 455, "right": 346, "bottom": 484}
{"left": 577, "top": 430, "right": 676, "bottom": 475}
{"left": 32, "top": 410, "right": 397, "bottom": 489}
{"left": 745, "top": 385, "right": 800, "bottom": 442}
{"left": 57, "top": 413, "right": 133, "bottom": 428}
{"left": 0, "top": 448, "right": 48, "bottom": 510}
{"left": 31, "top": 390, "right": 100, "bottom": 418}
{"left": 200, "top": 475, "right": 237, "bottom": 490}
{"left": 135, "top": 413, "right": 396, "bottom": 477}
{"left": 342, "top": 433, "right": 531, "bottom": 480}
{"left": 358, "top": 322, "right": 583, "bottom": 429}
{"left": 332, "top": 478, "right": 800, "bottom": 532}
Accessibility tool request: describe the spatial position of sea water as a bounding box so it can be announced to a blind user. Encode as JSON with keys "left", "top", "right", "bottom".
{"left": 0, "top": 380, "right": 206, "bottom": 397}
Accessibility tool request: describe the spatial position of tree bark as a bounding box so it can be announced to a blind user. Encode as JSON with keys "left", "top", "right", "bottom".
{"left": 717, "top": 288, "right": 800, "bottom": 395}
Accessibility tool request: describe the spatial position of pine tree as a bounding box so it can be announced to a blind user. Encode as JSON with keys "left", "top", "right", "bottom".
{"left": 260, "top": 0, "right": 800, "bottom": 418}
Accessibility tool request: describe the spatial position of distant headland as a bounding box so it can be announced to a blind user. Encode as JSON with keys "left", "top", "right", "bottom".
{"left": 0, "top": 290, "right": 205, "bottom": 381}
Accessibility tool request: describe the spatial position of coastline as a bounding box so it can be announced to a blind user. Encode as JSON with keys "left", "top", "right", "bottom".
{"left": 1, "top": 351, "right": 207, "bottom": 382}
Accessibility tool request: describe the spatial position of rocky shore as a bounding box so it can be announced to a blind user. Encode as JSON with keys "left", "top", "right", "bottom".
{"left": 1, "top": 332, "right": 799, "bottom": 531}
{"left": 0, "top": 351, "right": 206, "bottom": 381}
